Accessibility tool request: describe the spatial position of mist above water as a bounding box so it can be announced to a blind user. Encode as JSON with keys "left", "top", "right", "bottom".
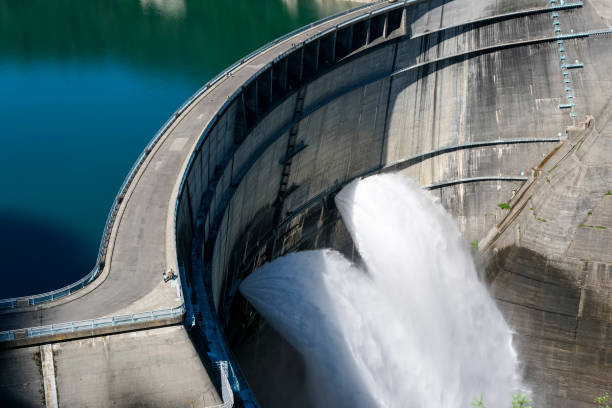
{"left": 240, "top": 174, "right": 524, "bottom": 407}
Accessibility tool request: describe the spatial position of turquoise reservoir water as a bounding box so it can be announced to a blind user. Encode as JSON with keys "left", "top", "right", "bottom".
{"left": 0, "top": 0, "right": 356, "bottom": 298}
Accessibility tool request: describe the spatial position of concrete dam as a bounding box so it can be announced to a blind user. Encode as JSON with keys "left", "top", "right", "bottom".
{"left": 1, "top": 0, "right": 611, "bottom": 406}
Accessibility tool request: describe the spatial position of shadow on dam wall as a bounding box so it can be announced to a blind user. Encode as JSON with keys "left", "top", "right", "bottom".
{"left": 486, "top": 246, "right": 612, "bottom": 407}
{"left": 220, "top": 42, "right": 536, "bottom": 408}
{"left": 225, "top": 198, "right": 361, "bottom": 407}
{"left": 218, "top": 4, "right": 478, "bottom": 335}
{"left": 224, "top": 39, "right": 520, "bottom": 408}
{"left": 169, "top": 1, "right": 612, "bottom": 406}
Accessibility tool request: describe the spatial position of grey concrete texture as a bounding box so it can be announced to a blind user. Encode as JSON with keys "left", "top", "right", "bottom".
{"left": 590, "top": 0, "right": 612, "bottom": 26}
{"left": 52, "top": 326, "right": 221, "bottom": 407}
{"left": 170, "top": 0, "right": 612, "bottom": 406}
{"left": 0, "top": 346, "right": 44, "bottom": 407}
{"left": 207, "top": 4, "right": 586, "bottom": 299}
{"left": 486, "top": 113, "right": 612, "bottom": 406}
{"left": 1, "top": 326, "right": 221, "bottom": 407}
{"left": 2, "top": 0, "right": 611, "bottom": 406}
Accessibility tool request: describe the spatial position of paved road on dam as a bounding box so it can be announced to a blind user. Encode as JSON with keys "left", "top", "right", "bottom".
{"left": 0, "top": 1, "right": 396, "bottom": 332}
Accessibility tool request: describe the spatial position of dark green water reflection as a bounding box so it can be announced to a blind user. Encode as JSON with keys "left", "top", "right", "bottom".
{"left": 0, "top": 0, "right": 356, "bottom": 298}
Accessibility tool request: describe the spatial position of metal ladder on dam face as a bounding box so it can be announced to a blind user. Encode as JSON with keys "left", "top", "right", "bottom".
{"left": 548, "top": 2, "right": 612, "bottom": 124}
{"left": 221, "top": 87, "right": 309, "bottom": 316}
{"left": 258, "top": 86, "right": 307, "bottom": 265}
{"left": 550, "top": 7, "right": 581, "bottom": 124}
{"left": 278, "top": 87, "right": 307, "bottom": 201}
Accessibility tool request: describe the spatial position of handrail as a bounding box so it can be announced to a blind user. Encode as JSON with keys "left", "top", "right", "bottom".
{"left": 0, "top": 1, "right": 387, "bottom": 310}
{"left": 0, "top": 304, "right": 185, "bottom": 342}
{"left": 424, "top": 176, "right": 529, "bottom": 190}
{"left": 0, "top": 265, "right": 99, "bottom": 309}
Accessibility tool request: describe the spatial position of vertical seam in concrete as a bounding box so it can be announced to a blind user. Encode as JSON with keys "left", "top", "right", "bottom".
{"left": 577, "top": 286, "right": 585, "bottom": 318}
{"left": 221, "top": 155, "right": 236, "bottom": 310}
{"left": 40, "top": 344, "right": 58, "bottom": 408}
{"left": 378, "top": 42, "right": 399, "bottom": 168}
{"left": 574, "top": 286, "right": 586, "bottom": 341}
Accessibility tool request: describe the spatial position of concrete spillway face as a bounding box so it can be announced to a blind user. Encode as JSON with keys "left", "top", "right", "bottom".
{"left": 241, "top": 173, "right": 525, "bottom": 408}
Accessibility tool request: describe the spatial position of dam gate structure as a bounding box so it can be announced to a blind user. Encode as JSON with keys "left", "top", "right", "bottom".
{"left": 1, "top": 0, "right": 612, "bottom": 407}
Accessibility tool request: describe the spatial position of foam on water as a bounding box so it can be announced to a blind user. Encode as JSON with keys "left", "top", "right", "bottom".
{"left": 240, "top": 174, "right": 525, "bottom": 407}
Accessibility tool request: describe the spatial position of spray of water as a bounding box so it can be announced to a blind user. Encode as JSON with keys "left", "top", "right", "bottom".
{"left": 240, "top": 174, "right": 524, "bottom": 407}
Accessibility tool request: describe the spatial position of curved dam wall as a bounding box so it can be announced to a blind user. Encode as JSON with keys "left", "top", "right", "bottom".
{"left": 174, "top": 1, "right": 612, "bottom": 406}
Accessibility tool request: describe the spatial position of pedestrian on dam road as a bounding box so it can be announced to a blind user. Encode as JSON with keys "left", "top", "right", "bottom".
{"left": 163, "top": 268, "right": 177, "bottom": 283}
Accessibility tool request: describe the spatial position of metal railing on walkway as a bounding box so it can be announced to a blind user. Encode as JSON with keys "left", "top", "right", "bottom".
{"left": 0, "top": 304, "right": 185, "bottom": 342}
{"left": 0, "top": 1, "right": 390, "bottom": 311}
{"left": 0, "top": 266, "right": 99, "bottom": 309}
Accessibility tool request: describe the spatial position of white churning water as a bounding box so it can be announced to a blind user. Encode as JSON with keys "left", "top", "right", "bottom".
{"left": 240, "top": 173, "right": 525, "bottom": 407}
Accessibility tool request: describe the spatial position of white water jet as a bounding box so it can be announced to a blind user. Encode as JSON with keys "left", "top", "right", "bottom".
{"left": 240, "top": 173, "right": 524, "bottom": 407}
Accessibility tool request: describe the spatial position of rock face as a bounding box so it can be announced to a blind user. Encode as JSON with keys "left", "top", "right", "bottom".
{"left": 168, "top": 1, "right": 612, "bottom": 406}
